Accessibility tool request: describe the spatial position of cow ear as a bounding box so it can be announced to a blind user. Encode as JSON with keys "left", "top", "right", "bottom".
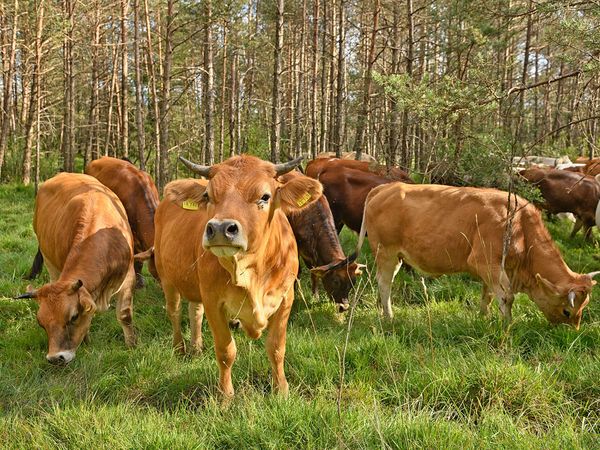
{"left": 78, "top": 286, "right": 96, "bottom": 314}
{"left": 70, "top": 279, "right": 83, "bottom": 294}
{"left": 163, "top": 179, "right": 208, "bottom": 210}
{"left": 535, "top": 273, "right": 560, "bottom": 296}
{"left": 276, "top": 175, "right": 322, "bottom": 214}
{"left": 310, "top": 266, "right": 328, "bottom": 279}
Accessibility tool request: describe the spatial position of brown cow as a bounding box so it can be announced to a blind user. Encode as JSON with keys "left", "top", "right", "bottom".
{"left": 519, "top": 167, "right": 600, "bottom": 239}
{"left": 307, "top": 157, "right": 413, "bottom": 183}
{"left": 357, "top": 182, "right": 598, "bottom": 327}
{"left": 281, "top": 171, "right": 364, "bottom": 311}
{"left": 583, "top": 158, "right": 600, "bottom": 176}
{"left": 16, "top": 173, "right": 137, "bottom": 364}
{"left": 153, "top": 155, "right": 321, "bottom": 398}
{"left": 85, "top": 156, "right": 160, "bottom": 286}
{"left": 306, "top": 159, "right": 410, "bottom": 233}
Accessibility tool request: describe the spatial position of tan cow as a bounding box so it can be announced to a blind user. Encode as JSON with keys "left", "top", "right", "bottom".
{"left": 153, "top": 155, "right": 322, "bottom": 397}
{"left": 16, "top": 173, "right": 137, "bottom": 364}
{"left": 356, "top": 183, "right": 597, "bottom": 328}
{"left": 85, "top": 156, "right": 160, "bottom": 286}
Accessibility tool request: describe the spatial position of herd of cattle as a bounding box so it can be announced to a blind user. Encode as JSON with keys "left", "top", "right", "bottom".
{"left": 13, "top": 153, "right": 599, "bottom": 398}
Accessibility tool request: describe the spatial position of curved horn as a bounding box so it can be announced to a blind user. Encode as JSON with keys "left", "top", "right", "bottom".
{"left": 587, "top": 271, "right": 600, "bottom": 279}
{"left": 311, "top": 253, "right": 358, "bottom": 274}
{"left": 179, "top": 156, "right": 212, "bottom": 177}
{"left": 273, "top": 156, "right": 304, "bottom": 176}
{"left": 14, "top": 290, "right": 37, "bottom": 299}
{"left": 568, "top": 290, "right": 576, "bottom": 308}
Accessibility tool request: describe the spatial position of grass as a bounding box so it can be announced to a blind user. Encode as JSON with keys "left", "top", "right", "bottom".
{"left": 0, "top": 183, "right": 599, "bottom": 449}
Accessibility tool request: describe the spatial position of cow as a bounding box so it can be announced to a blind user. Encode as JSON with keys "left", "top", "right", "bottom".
{"left": 306, "top": 159, "right": 411, "bottom": 233}
{"left": 583, "top": 158, "right": 600, "bottom": 176}
{"left": 316, "top": 151, "right": 377, "bottom": 162}
{"left": 15, "top": 173, "right": 137, "bottom": 364}
{"left": 153, "top": 155, "right": 322, "bottom": 398}
{"left": 307, "top": 157, "right": 412, "bottom": 183}
{"left": 280, "top": 171, "right": 364, "bottom": 311}
{"left": 356, "top": 182, "right": 598, "bottom": 328}
{"left": 519, "top": 167, "right": 600, "bottom": 240}
{"left": 85, "top": 156, "right": 160, "bottom": 287}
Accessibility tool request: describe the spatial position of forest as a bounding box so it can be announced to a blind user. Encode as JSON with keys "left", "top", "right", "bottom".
{"left": 0, "top": 0, "right": 598, "bottom": 190}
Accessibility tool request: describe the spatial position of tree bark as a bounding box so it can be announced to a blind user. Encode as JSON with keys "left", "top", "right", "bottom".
{"left": 120, "top": 0, "right": 130, "bottom": 157}
{"left": 133, "top": 0, "right": 145, "bottom": 168}
{"left": 270, "top": 0, "right": 284, "bottom": 163}
{"left": 204, "top": 0, "right": 215, "bottom": 165}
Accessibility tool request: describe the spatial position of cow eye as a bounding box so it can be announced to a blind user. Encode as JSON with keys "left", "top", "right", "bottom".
{"left": 562, "top": 309, "right": 571, "bottom": 318}
{"left": 70, "top": 312, "right": 79, "bottom": 323}
{"left": 260, "top": 193, "right": 271, "bottom": 203}
{"left": 202, "top": 191, "right": 210, "bottom": 202}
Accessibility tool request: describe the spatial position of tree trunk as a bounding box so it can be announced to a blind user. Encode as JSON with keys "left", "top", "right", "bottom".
{"left": 333, "top": 0, "right": 345, "bottom": 157}
{"left": 159, "top": 0, "right": 174, "bottom": 186}
{"left": 120, "top": 0, "right": 130, "bottom": 157}
{"left": 133, "top": 0, "right": 145, "bottom": 168}
{"left": 219, "top": 22, "right": 228, "bottom": 162}
{"left": 204, "top": 0, "right": 215, "bottom": 165}
{"left": 310, "top": 0, "right": 320, "bottom": 159}
{"left": 270, "top": 0, "right": 284, "bottom": 163}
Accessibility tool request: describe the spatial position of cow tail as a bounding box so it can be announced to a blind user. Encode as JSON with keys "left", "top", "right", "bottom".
{"left": 26, "top": 247, "right": 44, "bottom": 280}
{"left": 355, "top": 192, "right": 371, "bottom": 260}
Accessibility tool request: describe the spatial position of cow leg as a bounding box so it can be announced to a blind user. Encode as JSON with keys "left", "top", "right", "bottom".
{"left": 310, "top": 272, "right": 319, "bottom": 296}
{"left": 204, "top": 305, "right": 236, "bottom": 398}
{"left": 134, "top": 259, "right": 145, "bottom": 289}
{"left": 116, "top": 268, "right": 137, "bottom": 348}
{"left": 266, "top": 290, "right": 293, "bottom": 396}
{"left": 375, "top": 250, "right": 402, "bottom": 320}
{"left": 584, "top": 221, "right": 594, "bottom": 241}
{"left": 480, "top": 284, "right": 494, "bottom": 316}
{"left": 570, "top": 218, "right": 583, "bottom": 238}
{"left": 163, "top": 283, "right": 185, "bottom": 354}
{"left": 188, "top": 301, "right": 204, "bottom": 354}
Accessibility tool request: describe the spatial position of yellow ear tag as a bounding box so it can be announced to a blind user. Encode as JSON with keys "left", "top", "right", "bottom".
{"left": 182, "top": 199, "right": 199, "bottom": 210}
{"left": 297, "top": 192, "right": 312, "bottom": 207}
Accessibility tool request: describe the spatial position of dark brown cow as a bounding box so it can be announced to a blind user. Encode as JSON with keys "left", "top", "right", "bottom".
{"left": 16, "top": 173, "right": 137, "bottom": 364}
{"left": 306, "top": 160, "right": 410, "bottom": 233}
{"left": 583, "top": 158, "right": 600, "bottom": 176}
{"left": 280, "top": 171, "right": 364, "bottom": 311}
{"left": 519, "top": 167, "right": 600, "bottom": 239}
{"left": 153, "top": 155, "right": 322, "bottom": 398}
{"left": 85, "top": 156, "right": 159, "bottom": 286}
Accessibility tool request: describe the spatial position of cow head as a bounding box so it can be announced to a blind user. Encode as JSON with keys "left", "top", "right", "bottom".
{"left": 311, "top": 257, "right": 365, "bottom": 311}
{"left": 534, "top": 273, "right": 596, "bottom": 329}
{"left": 179, "top": 155, "right": 322, "bottom": 258}
{"left": 15, "top": 279, "right": 96, "bottom": 364}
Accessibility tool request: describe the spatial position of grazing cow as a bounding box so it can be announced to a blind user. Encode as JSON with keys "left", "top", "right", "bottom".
{"left": 519, "top": 167, "right": 600, "bottom": 239}
{"left": 307, "top": 157, "right": 412, "bottom": 183}
{"left": 15, "top": 173, "right": 137, "bottom": 364}
{"left": 153, "top": 155, "right": 321, "bottom": 397}
{"left": 85, "top": 156, "right": 160, "bottom": 286}
{"left": 280, "top": 171, "right": 364, "bottom": 311}
{"left": 306, "top": 159, "right": 410, "bottom": 233}
{"left": 356, "top": 182, "right": 598, "bottom": 327}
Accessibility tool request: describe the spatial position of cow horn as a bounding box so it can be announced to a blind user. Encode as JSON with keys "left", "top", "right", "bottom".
{"left": 587, "top": 271, "right": 600, "bottom": 279}
{"left": 568, "top": 291, "right": 576, "bottom": 308}
{"left": 273, "top": 156, "right": 304, "bottom": 176}
{"left": 311, "top": 253, "right": 358, "bottom": 274}
{"left": 14, "top": 290, "right": 37, "bottom": 299}
{"left": 179, "top": 156, "right": 212, "bottom": 177}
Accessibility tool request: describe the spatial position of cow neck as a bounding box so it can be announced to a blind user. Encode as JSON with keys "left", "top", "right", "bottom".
{"left": 518, "top": 219, "right": 577, "bottom": 295}
{"left": 58, "top": 224, "right": 130, "bottom": 298}
{"left": 309, "top": 199, "right": 347, "bottom": 266}
{"left": 134, "top": 185, "right": 159, "bottom": 249}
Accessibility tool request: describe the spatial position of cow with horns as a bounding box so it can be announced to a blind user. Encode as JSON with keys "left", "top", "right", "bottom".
{"left": 152, "top": 155, "right": 322, "bottom": 398}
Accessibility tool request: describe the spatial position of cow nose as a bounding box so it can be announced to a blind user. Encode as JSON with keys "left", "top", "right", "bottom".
{"left": 46, "top": 351, "right": 74, "bottom": 365}
{"left": 205, "top": 219, "right": 241, "bottom": 243}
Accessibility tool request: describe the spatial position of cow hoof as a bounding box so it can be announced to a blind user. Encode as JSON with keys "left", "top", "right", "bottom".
{"left": 338, "top": 302, "right": 350, "bottom": 312}
{"left": 125, "top": 335, "right": 138, "bottom": 348}
{"left": 173, "top": 341, "right": 186, "bottom": 355}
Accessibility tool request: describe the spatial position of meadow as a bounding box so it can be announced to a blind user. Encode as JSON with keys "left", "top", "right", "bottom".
{"left": 0, "top": 183, "right": 599, "bottom": 449}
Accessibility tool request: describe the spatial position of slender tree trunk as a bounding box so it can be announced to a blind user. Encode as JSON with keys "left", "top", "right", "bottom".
{"left": 143, "top": 0, "right": 161, "bottom": 184}
{"left": 400, "top": 0, "right": 414, "bottom": 167}
{"left": 387, "top": 3, "right": 400, "bottom": 168}
{"left": 120, "top": 0, "right": 130, "bottom": 157}
{"left": 353, "top": 0, "right": 380, "bottom": 159}
{"left": 229, "top": 49, "right": 238, "bottom": 156}
{"left": 293, "top": 0, "right": 307, "bottom": 158}
{"left": 159, "top": 0, "right": 174, "bottom": 186}
{"left": 219, "top": 22, "right": 228, "bottom": 162}
{"left": 333, "top": 0, "right": 345, "bottom": 157}
{"left": 204, "top": 0, "right": 215, "bottom": 165}
{"left": 0, "top": 0, "right": 18, "bottom": 179}
{"left": 310, "top": 0, "right": 320, "bottom": 159}
{"left": 133, "top": 0, "right": 145, "bottom": 168}
{"left": 86, "top": 1, "right": 100, "bottom": 164}
{"left": 270, "top": 0, "right": 284, "bottom": 163}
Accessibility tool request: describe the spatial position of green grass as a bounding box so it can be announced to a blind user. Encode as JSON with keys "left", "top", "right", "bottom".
{"left": 1, "top": 183, "right": 599, "bottom": 449}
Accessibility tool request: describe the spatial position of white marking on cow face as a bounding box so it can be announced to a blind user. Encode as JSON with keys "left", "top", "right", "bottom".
{"left": 46, "top": 350, "right": 75, "bottom": 365}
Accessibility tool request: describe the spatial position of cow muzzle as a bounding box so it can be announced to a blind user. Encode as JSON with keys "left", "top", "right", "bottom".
{"left": 46, "top": 350, "right": 75, "bottom": 365}
{"left": 203, "top": 219, "right": 247, "bottom": 257}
